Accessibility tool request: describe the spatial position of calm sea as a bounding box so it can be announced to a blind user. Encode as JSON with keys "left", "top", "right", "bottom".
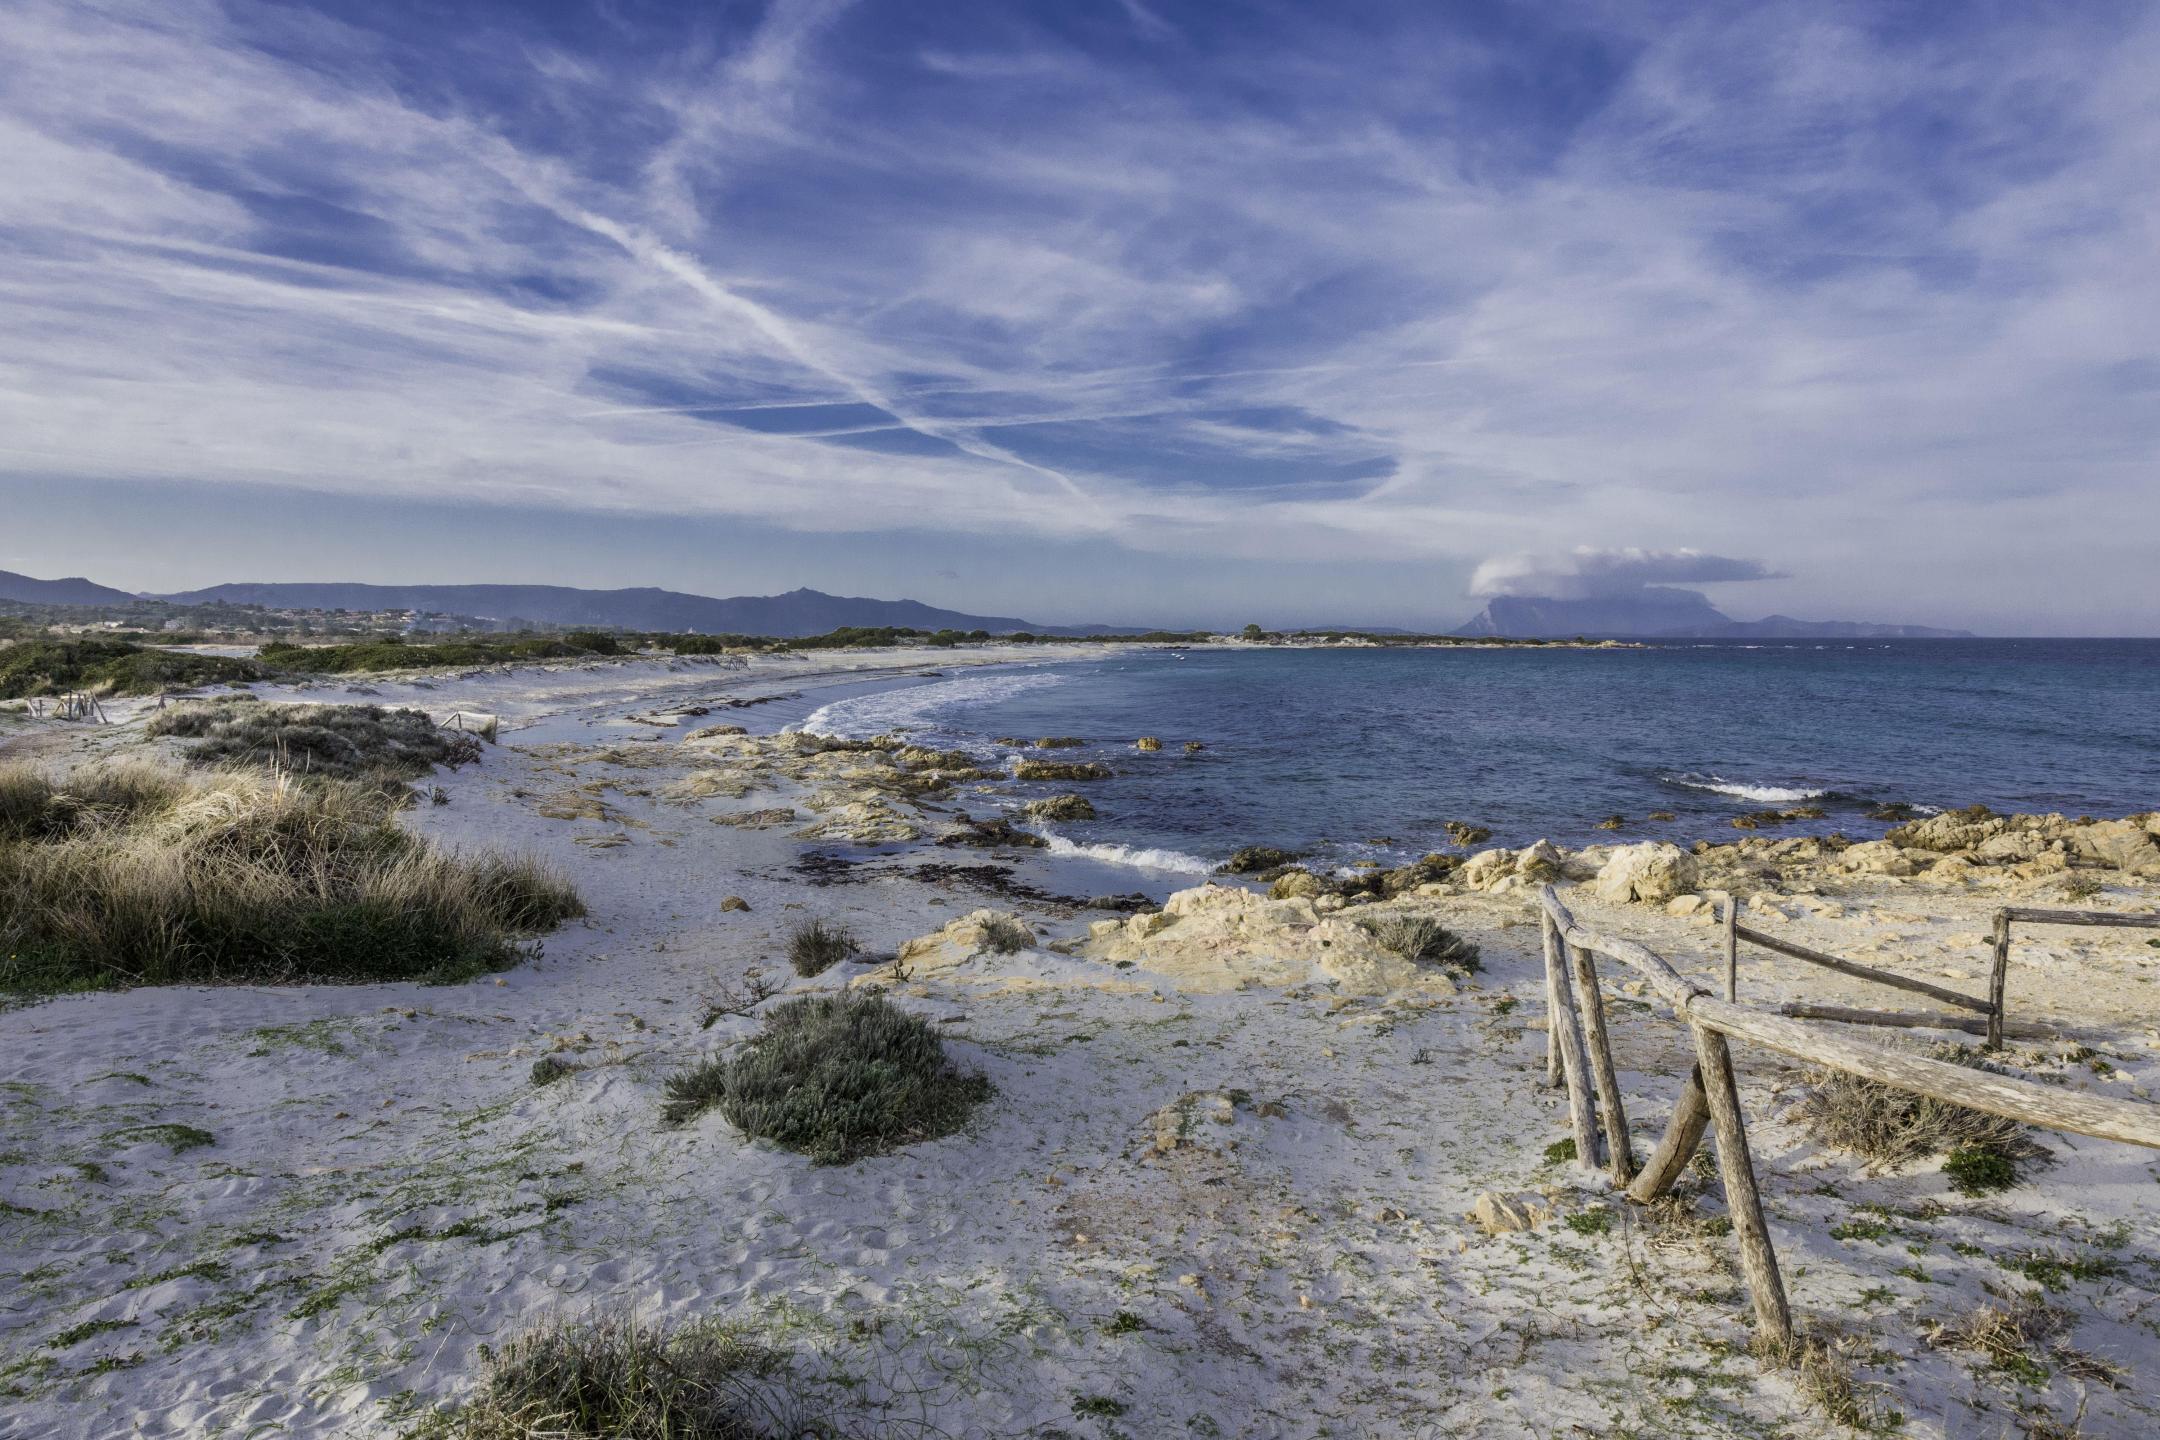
{"left": 800, "top": 640, "right": 2160, "bottom": 877}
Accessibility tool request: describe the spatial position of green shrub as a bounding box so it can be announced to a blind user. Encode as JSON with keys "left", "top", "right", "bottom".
{"left": 977, "top": 916, "right": 1032, "bottom": 955}
{"left": 421, "top": 1311, "right": 811, "bottom": 1440}
{"left": 1942, "top": 1143, "right": 2021, "bottom": 1196}
{"left": 1356, "top": 913, "right": 1482, "bottom": 971}
{"left": 784, "top": 918, "right": 856, "bottom": 978}
{"left": 0, "top": 638, "right": 263, "bottom": 699}
{"left": 661, "top": 993, "right": 990, "bottom": 1164}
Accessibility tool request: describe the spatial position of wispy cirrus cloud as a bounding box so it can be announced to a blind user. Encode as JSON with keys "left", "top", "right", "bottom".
{"left": 1, "top": 0, "right": 2157, "bottom": 627}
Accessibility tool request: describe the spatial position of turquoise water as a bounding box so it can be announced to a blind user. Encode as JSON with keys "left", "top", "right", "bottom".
{"left": 802, "top": 640, "right": 2160, "bottom": 875}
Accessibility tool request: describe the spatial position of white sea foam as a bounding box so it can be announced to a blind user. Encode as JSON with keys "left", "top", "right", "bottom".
{"left": 1665, "top": 773, "right": 1830, "bottom": 804}
{"left": 801, "top": 668, "right": 1066, "bottom": 738}
{"left": 1034, "top": 830, "right": 1216, "bottom": 874}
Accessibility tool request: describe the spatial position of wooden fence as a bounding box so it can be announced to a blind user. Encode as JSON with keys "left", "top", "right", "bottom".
{"left": 1536, "top": 884, "right": 2160, "bottom": 1347}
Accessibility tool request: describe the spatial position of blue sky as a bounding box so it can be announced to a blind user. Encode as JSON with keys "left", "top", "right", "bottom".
{"left": 2, "top": 0, "right": 2156, "bottom": 631}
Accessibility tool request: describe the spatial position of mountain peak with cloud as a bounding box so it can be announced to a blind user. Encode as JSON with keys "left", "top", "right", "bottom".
{"left": 1455, "top": 549, "right": 1970, "bottom": 638}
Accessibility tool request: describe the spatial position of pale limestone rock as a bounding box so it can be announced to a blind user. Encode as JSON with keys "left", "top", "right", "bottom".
{"left": 2068, "top": 819, "right": 2160, "bottom": 876}
{"left": 1459, "top": 848, "right": 1515, "bottom": 889}
{"left": 1081, "top": 884, "right": 1453, "bottom": 996}
{"left": 1665, "top": 894, "right": 1708, "bottom": 919}
{"left": 1470, "top": 1192, "right": 1551, "bottom": 1235}
{"left": 1839, "top": 840, "right": 1916, "bottom": 876}
{"left": 893, "top": 908, "right": 1033, "bottom": 976}
{"left": 1593, "top": 842, "right": 1700, "bottom": 904}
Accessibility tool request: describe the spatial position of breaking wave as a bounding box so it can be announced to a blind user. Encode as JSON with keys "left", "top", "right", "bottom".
{"left": 1663, "top": 773, "right": 1831, "bottom": 805}
{"left": 1032, "top": 830, "right": 1216, "bottom": 875}
{"left": 801, "top": 668, "right": 1066, "bottom": 738}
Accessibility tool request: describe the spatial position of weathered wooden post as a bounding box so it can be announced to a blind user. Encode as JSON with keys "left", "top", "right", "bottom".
{"left": 1627, "top": 1065, "right": 1710, "bottom": 1203}
{"left": 1723, "top": 897, "right": 1740, "bottom": 1002}
{"left": 1986, "top": 909, "right": 2011, "bottom": 1051}
{"left": 1541, "top": 913, "right": 1565, "bottom": 1089}
{"left": 1691, "top": 1024, "right": 1793, "bottom": 1347}
{"left": 1568, "top": 939, "right": 1636, "bottom": 1184}
{"left": 1543, "top": 914, "right": 1603, "bottom": 1174}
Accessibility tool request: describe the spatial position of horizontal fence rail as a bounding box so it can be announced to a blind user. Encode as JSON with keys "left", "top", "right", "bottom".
{"left": 1534, "top": 884, "right": 2160, "bottom": 1348}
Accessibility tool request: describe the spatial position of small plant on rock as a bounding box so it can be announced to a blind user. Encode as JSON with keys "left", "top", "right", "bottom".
{"left": 1356, "top": 914, "right": 1481, "bottom": 972}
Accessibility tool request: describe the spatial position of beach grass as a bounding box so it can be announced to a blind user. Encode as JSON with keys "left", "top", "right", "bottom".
{"left": 0, "top": 763, "right": 581, "bottom": 995}
{"left": 783, "top": 918, "right": 857, "bottom": 977}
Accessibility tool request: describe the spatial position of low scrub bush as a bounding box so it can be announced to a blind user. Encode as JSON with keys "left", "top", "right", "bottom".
{"left": 0, "top": 638, "right": 262, "bottom": 698}
{"left": 784, "top": 918, "right": 857, "bottom": 977}
{"left": 1792, "top": 1043, "right": 2047, "bottom": 1180}
{"left": 661, "top": 993, "right": 990, "bottom": 1164}
{"left": 1356, "top": 913, "right": 1482, "bottom": 971}
{"left": 149, "top": 699, "right": 481, "bottom": 781}
{"left": 421, "top": 1310, "right": 816, "bottom": 1440}
{"left": 0, "top": 763, "right": 581, "bottom": 994}
{"left": 257, "top": 634, "right": 602, "bottom": 675}
{"left": 976, "top": 915, "right": 1032, "bottom": 955}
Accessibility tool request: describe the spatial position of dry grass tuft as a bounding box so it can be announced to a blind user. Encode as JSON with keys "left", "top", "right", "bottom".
{"left": 1927, "top": 1293, "right": 2122, "bottom": 1388}
{"left": 411, "top": 1311, "right": 817, "bottom": 1439}
{"left": 0, "top": 762, "right": 581, "bottom": 994}
{"left": 1791, "top": 1043, "right": 2048, "bottom": 1178}
{"left": 1756, "top": 1329, "right": 1899, "bottom": 1433}
{"left": 1355, "top": 913, "right": 1482, "bottom": 972}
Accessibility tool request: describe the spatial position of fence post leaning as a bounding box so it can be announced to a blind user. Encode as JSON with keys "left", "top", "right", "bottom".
{"left": 1627, "top": 1065, "right": 1710, "bottom": 1203}
{"left": 1567, "top": 938, "right": 1636, "bottom": 1184}
{"left": 1543, "top": 913, "right": 1603, "bottom": 1174}
{"left": 1691, "top": 1022, "right": 1793, "bottom": 1348}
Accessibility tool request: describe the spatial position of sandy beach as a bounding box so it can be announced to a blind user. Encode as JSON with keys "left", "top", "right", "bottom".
{"left": 2, "top": 648, "right": 2156, "bottom": 1438}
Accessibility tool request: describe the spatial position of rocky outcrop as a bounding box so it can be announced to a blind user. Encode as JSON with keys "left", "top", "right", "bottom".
{"left": 1081, "top": 884, "right": 1457, "bottom": 997}
{"left": 1021, "top": 793, "right": 1096, "bottom": 822}
{"left": 1593, "top": 843, "right": 1700, "bottom": 904}
{"left": 1015, "top": 759, "right": 1111, "bottom": 782}
{"left": 1219, "top": 845, "right": 1301, "bottom": 875}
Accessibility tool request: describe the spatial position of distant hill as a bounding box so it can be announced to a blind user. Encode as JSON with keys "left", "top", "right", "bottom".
{"left": 1455, "top": 588, "right": 1972, "bottom": 640}
{"left": 149, "top": 581, "right": 1139, "bottom": 638}
{"left": 0, "top": 569, "right": 140, "bottom": 608}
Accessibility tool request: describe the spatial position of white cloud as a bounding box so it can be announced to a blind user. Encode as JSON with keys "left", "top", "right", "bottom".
{"left": 1468, "top": 548, "right": 1784, "bottom": 600}
{"left": 0, "top": 1, "right": 2155, "bottom": 627}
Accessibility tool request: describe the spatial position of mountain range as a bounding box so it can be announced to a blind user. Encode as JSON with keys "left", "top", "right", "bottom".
{"left": 0, "top": 570, "right": 1138, "bottom": 638}
{"left": 1453, "top": 587, "right": 1971, "bottom": 639}
{"left": 0, "top": 569, "right": 139, "bottom": 608}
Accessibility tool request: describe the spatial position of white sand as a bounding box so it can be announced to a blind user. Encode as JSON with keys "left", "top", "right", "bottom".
{"left": 2, "top": 649, "right": 2156, "bottom": 1437}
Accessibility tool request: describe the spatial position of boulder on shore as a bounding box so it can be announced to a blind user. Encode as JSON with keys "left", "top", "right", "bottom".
{"left": 1593, "top": 842, "right": 1700, "bottom": 904}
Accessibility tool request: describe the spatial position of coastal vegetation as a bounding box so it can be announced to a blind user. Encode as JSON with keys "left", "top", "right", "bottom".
{"left": 256, "top": 634, "right": 605, "bottom": 673}
{"left": 0, "top": 637, "right": 261, "bottom": 698}
{"left": 784, "top": 917, "right": 857, "bottom": 977}
{"left": 0, "top": 762, "right": 581, "bottom": 995}
{"left": 1356, "top": 913, "right": 1482, "bottom": 972}
{"left": 147, "top": 698, "right": 481, "bottom": 782}
{"left": 421, "top": 1311, "right": 813, "bottom": 1440}
{"left": 661, "top": 992, "right": 990, "bottom": 1164}
{"left": 1792, "top": 1044, "right": 2044, "bottom": 1188}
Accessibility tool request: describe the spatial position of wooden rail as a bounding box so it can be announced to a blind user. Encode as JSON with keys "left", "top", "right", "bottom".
{"left": 1535, "top": 885, "right": 2160, "bottom": 1348}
